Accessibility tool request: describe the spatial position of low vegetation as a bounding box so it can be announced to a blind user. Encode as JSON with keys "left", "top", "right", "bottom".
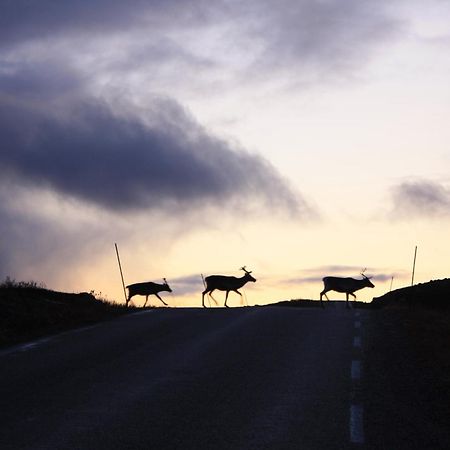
{"left": 0, "top": 278, "right": 135, "bottom": 347}
{"left": 371, "top": 278, "right": 450, "bottom": 309}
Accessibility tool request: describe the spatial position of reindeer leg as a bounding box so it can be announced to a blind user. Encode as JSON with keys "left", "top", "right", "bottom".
{"left": 320, "top": 291, "right": 325, "bottom": 306}
{"left": 202, "top": 290, "right": 207, "bottom": 308}
{"left": 209, "top": 291, "right": 218, "bottom": 305}
{"left": 224, "top": 290, "right": 230, "bottom": 308}
{"left": 126, "top": 293, "right": 133, "bottom": 308}
{"left": 155, "top": 293, "right": 168, "bottom": 306}
{"left": 233, "top": 289, "right": 243, "bottom": 307}
{"left": 143, "top": 295, "right": 148, "bottom": 308}
{"left": 319, "top": 291, "right": 329, "bottom": 308}
{"left": 346, "top": 293, "right": 351, "bottom": 308}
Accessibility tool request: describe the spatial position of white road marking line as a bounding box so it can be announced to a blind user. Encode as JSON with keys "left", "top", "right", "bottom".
{"left": 351, "top": 360, "right": 362, "bottom": 380}
{"left": 59, "top": 324, "right": 99, "bottom": 336}
{"left": 19, "top": 337, "right": 51, "bottom": 352}
{"left": 130, "top": 309, "right": 157, "bottom": 316}
{"left": 350, "top": 404, "right": 365, "bottom": 444}
{"left": 19, "top": 343, "right": 38, "bottom": 352}
{"left": 1, "top": 323, "right": 101, "bottom": 357}
{"left": 351, "top": 312, "right": 364, "bottom": 445}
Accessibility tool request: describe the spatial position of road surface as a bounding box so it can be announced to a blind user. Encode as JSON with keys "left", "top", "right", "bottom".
{"left": 1, "top": 304, "right": 448, "bottom": 449}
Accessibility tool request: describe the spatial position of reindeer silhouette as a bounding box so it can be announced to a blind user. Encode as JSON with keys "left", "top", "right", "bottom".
{"left": 202, "top": 267, "right": 256, "bottom": 308}
{"left": 320, "top": 272, "right": 374, "bottom": 307}
{"left": 126, "top": 278, "right": 172, "bottom": 307}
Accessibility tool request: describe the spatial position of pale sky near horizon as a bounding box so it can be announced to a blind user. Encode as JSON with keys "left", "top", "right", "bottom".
{"left": 1, "top": 1, "right": 449, "bottom": 306}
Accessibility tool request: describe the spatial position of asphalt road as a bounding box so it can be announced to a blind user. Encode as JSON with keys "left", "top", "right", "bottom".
{"left": 1, "top": 305, "right": 448, "bottom": 449}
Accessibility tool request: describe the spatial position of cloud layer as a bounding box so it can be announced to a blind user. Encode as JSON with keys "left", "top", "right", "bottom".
{"left": 1, "top": 1, "right": 399, "bottom": 88}
{"left": 1, "top": 1, "right": 399, "bottom": 216}
{"left": 0, "top": 88, "right": 301, "bottom": 214}
{"left": 390, "top": 180, "right": 450, "bottom": 219}
{"left": 0, "top": 0, "right": 408, "bottom": 291}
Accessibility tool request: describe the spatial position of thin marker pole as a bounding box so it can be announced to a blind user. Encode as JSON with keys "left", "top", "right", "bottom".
{"left": 115, "top": 243, "right": 128, "bottom": 304}
{"left": 411, "top": 245, "right": 418, "bottom": 287}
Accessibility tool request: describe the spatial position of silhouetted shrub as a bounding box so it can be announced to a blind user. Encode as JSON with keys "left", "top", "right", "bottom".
{"left": 371, "top": 279, "right": 450, "bottom": 309}
{"left": 0, "top": 280, "right": 134, "bottom": 347}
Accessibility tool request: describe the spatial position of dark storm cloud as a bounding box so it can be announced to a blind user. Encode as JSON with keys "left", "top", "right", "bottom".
{"left": 0, "top": 0, "right": 179, "bottom": 48}
{"left": 0, "top": 71, "right": 303, "bottom": 215}
{"left": 0, "top": 61, "right": 83, "bottom": 99}
{"left": 390, "top": 180, "right": 450, "bottom": 219}
{"left": 0, "top": 1, "right": 399, "bottom": 81}
{"left": 0, "top": 0, "right": 399, "bottom": 216}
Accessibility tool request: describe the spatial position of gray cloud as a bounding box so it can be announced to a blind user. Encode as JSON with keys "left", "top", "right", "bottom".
{"left": 0, "top": 185, "right": 103, "bottom": 283}
{"left": 285, "top": 265, "right": 378, "bottom": 285}
{"left": 1, "top": 0, "right": 398, "bottom": 222}
{"left": 0, "top": 67, "right": 306, "bottom": 215}
{"left": 169, "top": 274, "right": 205, "bottom": 297}
{"left": 390, "top": 180, "right": 450, "bottom": 219}
{"left": 0, "top": 1, "right": 401, "bottom": 87}
{"left": 0, "top": 0, "right": 401, "bottom": 288}
{"left": 241, "top": 0, "right": 399, "bottom": 80}
{"left": 0, "top": 1, "right": 180, "bottom": 48}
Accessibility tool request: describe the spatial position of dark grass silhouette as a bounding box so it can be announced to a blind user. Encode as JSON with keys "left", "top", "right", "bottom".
{"left": 0, "top": 278, "right": 136, "bottom": 347}
{"left": 371, "top": 278, "right": 450, "bottom": 309}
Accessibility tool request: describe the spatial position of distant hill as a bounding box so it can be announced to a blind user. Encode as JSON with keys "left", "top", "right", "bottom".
{"left": 371, "top": 278, "right": 450, "bottom": 309}
{"left": 0, "top": 280, "right": 134, "bottom": 347}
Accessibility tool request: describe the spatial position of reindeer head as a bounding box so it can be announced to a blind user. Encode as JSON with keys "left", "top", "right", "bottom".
{"left": 162, "top": 278, "right": 173, "bottom": 292}
{"left": 360, "top": 270, "right": 375, "bottom": 288}
{"left": 240, "top": 266, "right": 256, "bottom": 283}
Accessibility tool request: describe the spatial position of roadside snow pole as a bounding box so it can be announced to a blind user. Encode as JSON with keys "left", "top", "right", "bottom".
{"left": 115, "top": 243, "right": 128, "bottom": 305}
{"left": 411, "top": 245, "right": 418, "bottom": 287}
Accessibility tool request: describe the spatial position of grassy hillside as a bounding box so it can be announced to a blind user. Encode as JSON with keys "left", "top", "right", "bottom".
{"left": 371, "top": 278, "right": 450, "bottom": 309}
{"left": 0, "top": 279, "right": 135, "bottom": 347}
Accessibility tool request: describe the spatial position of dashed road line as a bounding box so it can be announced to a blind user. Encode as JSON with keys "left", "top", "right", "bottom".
{"left": 350, "top": 404, "right": 365, "bottom": 444}
{"left": 350, "top": 313, "right": 365, "bottom": 445}
{"left": 130, "top": 309, "right": 157, "bottom": 316}
{"left": 351, "top": 360, "right": 362, "bottom": 380}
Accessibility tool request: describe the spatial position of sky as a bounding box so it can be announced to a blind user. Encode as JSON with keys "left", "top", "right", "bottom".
{"left": 1, "top": 0, "right": 449, "bottom": 306}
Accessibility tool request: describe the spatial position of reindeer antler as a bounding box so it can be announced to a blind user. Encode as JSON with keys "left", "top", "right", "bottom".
{"left": 240, "top": 266, "right": 252, "bottom": 274}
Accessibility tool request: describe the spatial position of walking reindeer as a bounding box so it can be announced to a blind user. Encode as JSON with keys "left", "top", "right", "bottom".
{"left": 126, "top": 278, "right": 172, "bottom": 307}
{"left": 202, "top": 267, "right": 256, "bottom": 308}
{"left": 319, "top": 272, "right": 374, "bottom": 307}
